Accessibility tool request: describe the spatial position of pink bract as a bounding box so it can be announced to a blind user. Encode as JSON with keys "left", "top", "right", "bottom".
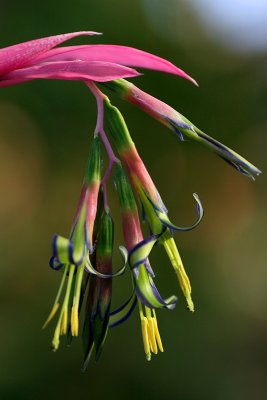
{"left": 0, "top": 31, "right": 100, "bottom": 76}
{"left": 33, "top": 44, "right": 197, "bottom": 85}
{"left": 0, "top": 60, "right": 140, "bottom": 87}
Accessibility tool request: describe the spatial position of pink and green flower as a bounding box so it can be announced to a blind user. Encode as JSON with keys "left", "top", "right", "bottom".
{"left": 0, "top": 31, "right": 261, "bottom": 367}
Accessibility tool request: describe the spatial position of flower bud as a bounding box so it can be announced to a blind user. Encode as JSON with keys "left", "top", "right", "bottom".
{"left": 103, "top": 79, "right": 261, "bottom": 179}
{"left": 82, "top": 211, "right": 114, "bottom": 369}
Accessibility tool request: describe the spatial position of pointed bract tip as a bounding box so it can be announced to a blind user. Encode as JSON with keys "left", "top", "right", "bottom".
{"left": 89, "top": 31, "right": 103, "bottom": 35}
{"left": 192, "top": 78, "right": 199, "bottom": 87}
{"left": 63, "top": 31, "right": 102, "bottom": 36}
{"left": 181, "top": 72, "right": 198, "bottom": 87}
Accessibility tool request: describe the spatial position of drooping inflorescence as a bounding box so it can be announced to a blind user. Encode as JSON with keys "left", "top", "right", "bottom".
{"left": 0, "top": 32, "right": 261, "bottom": 367}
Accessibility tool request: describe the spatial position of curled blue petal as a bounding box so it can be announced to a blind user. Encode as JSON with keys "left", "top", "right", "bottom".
{"left": 134, "top": 265, "right": 178, "bottom": 310}
{"left": 134, "top": 276, "right": 177, "bottom": 310}
{"left": 148, "top": 193, "right": 204, "bottom": 232}
{"left": 128, "top": 232, "right": 162, "bottom": 274}
{"left": 49, "top": 256, "right": 63, "bottom": 271}
{"left": 85, "top": 246, "right": 128, "bottom": 278}
{"left": 51, "top": 234, "right": 85, "bottom": 268}
{"left": 109, "top": 292, "right": 137, "bottom": 328}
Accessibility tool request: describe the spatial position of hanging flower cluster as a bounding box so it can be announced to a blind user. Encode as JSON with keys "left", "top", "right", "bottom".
{"left": 0, "top": 32, "right": 261, "bottom": 367}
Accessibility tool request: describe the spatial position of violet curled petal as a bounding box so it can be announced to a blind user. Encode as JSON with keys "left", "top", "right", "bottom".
{"left": 128, "top": 232, "right": 161, "bottom": 270}
{"left": 51, "top": 234, "right": 71, "bottom": 265}
{"left": 0, "top": 31, "right": 100, "bottom": 76}
{"left": 143, "top": 260, "right": 155, "bottom": 278}
{"left": 85, "top": 246, "right": 128, "bottom": 278}
{"left": 149, "top": 193, "right": 204, "bottom": 232}
{"left": 51, "top": 234, "right": 85, "bottom": 267}
{"left": 149, "top": 278, "right": 177, "bottom": 311}
{"left": 134, "top": 264, "right": 177, "bottom": 310}
{"left": 31, "top": 44, "right": 198, "bottom": 85}
{"left": 109, "top": 292, "right": 137, "bottom": 328}
{"left": 49, "top": 256, "right": 63, "bottom": 271}
{"left": 1, "top": 60, "right": 141, "bottom": 85}
{"left": 68, "top": 240, "right": 85, "bottom": 267}
{"left": 134, "top": 276, "right": 177, "bottom": 310}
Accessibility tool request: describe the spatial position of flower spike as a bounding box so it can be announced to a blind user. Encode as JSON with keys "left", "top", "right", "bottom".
{"left": 0, "top": 31, "right": 260, "bottom": 367}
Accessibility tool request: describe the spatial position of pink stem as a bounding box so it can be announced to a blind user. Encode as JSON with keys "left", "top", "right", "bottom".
{"left": 86, "top": 81, "right": 119, "bottom": 211}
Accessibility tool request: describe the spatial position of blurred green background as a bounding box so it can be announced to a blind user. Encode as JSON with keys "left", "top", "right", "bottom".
{"left": 0, "top": 1, "right": 266, "bottom": 399}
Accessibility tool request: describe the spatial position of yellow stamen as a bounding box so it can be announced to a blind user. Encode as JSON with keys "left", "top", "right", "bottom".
{"left": 152, "top": 311, "right": 164, "bottom": 352}
{"left": 60, "top": 308, "right": 68, "bottom": 335}
{"left": 42, "top": 303, "right": 60, "bottom": 329}
{"left": 42, "top": 265, "right": 68, "bottom": 330}
{"left": 51, "top": 323, "right": 61, "bottom": 352}
{"left": 141, "top": 317, "right": 151, "bottom": 361}
{"left": 148, "top": 317, "right": 158, "bottom": 354}
{"left": 71, "top": 306, "right": 79, "bottom": 336}
{"left": 70, "top": 263, "right": 84, "bottom": 337}
{"left": 138, "top": 300, "right": 151, "bottom": 360}
{"left": 52, "top": 334, "right": 60, "bottom": 352}
{"left": 163, "top": 234, "right": 194, "bottom": 312}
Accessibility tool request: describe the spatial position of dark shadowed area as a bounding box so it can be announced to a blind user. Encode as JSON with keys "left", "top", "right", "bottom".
{"left": 0, "top": 1, "right": 266, "bottom": 400}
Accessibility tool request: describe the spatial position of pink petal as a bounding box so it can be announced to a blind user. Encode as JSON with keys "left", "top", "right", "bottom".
{"left": 0, "top": 31, "right": 101, "bottom": 76}
{"left": 0, "top": 60, "right": 140, "bottom": 87}
{"left": 33, "top": 44, "right": 197, "bottom": 85}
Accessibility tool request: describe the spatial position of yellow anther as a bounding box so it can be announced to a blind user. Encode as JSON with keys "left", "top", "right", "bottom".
{"left": 60, "top": 309, "right": 68, "bottom": 335}
{"left": 141, "top": 317, "right": 151, "bottom": 361}
{"left": 52, "top": 335, "right": 60, "bottom": 352}
{"left": 152, "top": 317, "right": 164, "bottom": 353}
{"left": 42, "top": 303, "right": 60, "bottom": 329}
{"left": 71, "top": 306, "right": 79, "bottom": 336}
{"left": 163, "top": 234, "right": 194, "bottom": 312}
{"left": 51, "top": 323, "right": 61, "bottom": 352}
{"left": 148, "top": 318, "right": 158, "bottom": 354}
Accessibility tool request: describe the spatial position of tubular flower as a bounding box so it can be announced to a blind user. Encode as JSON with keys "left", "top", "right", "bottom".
{"left": 105, "top": 99, "right": 203, "bottom": 311}
{"left": 103, "top": 79, "right": 261, "bottom": 180}
{"left": 0, "top": 32, "right": 261, "bottom": 367}
{"left": 114, "top": 164, "right": 170, "bottom": 360}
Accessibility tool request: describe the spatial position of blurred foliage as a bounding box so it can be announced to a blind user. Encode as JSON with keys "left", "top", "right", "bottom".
{"left": 0, "top": 1, "right": 266, "bottom": 400}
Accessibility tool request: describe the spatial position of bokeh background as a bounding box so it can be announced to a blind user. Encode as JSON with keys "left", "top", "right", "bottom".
{"left": 0, "top": 1, "right": 266, "bottom": 399}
